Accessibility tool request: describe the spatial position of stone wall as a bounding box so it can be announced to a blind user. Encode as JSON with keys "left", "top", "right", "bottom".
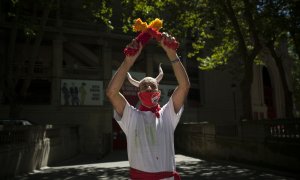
{"left": 0, "top": 125, "right": 49, "bottom": 178}
{"left": 0, "top": 124, "right": 111, "bottom": 178}
{"left": 45, "top": 125, "right": 80, "bottom": 165}
{"left": 175, "top": 122, "right": 300, "bottom": 173}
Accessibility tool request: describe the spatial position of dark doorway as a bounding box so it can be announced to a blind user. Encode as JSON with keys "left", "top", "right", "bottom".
{"left": 262, "top": 67, "right": 276, "bottom": 119}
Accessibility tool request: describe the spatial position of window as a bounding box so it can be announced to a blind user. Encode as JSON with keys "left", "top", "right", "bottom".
{"left": 18, "top": 79, "right": 51, "bottom": 105}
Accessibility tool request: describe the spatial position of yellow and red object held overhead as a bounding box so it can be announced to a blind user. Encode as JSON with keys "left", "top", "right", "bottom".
{"left": 124, "top": 18, "right": 179, "bottom": 56}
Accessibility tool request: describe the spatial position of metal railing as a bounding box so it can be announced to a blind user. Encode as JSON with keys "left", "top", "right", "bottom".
{"left": 0, "top": 125, "right": 46, "bottom": 145}
{"left": 265, "top": 119, "right": 300, "bottom": 142}
{"left": 212, "top": 119, "right": 300, "bottom": 143}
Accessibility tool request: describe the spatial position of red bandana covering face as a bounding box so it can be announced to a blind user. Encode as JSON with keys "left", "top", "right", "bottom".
{"left": 138, "top": 91, "right": 161, "bottom": 118}
{"left": 138, "top": 91, "right": 160, "bottom": 107}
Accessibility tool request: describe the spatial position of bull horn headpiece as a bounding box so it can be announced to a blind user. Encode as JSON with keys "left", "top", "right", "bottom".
{"left": 127, "top": 63, "right": 163, "bottom": 87}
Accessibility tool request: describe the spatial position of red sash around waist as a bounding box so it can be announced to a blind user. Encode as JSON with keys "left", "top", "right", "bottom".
{"left": 130, "top": 167, "right": 181, "bottom": 180}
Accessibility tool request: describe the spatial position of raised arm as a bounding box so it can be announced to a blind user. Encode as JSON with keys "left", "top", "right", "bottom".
{"left": 106, "top": 40, "right": 142, "bottom": 116}
{"left": 160, "top": 33, "right": 190, "bottom": 113}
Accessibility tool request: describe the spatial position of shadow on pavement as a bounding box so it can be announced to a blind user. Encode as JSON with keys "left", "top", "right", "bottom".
{"left": 15, "top": 151, "right": 297, "bottom": 180}
{"left": 176, "top": 159, "right": 296, "bottom": 180}
{"left": 52, "top": 150, "right": 128, "bottom": 167}
{"left": 16, "top": 166, "right": 129, "bottom": 180}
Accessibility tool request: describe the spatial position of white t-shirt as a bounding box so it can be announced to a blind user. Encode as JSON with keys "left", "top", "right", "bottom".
{"left": 114, "top": 98, "right": 183, "bottom": 174}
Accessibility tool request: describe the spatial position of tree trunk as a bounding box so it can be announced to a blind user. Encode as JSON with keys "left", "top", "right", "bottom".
{"left": 5, "top": 4, "right": 21, "bottom": 119}
{"left": 267, "top": 42, "right": 294, "bottom": 118}
{"left": 240, "top": 59, "right": 254, "bottom": 120}
{"left": 221, "top": 0, "right": 261, "bottom": 120}
{"left": 19, "top": 0, "right": 54, "bottom": 99}
{"left": 5, "top": 0, "right": 54, "bottom": 118}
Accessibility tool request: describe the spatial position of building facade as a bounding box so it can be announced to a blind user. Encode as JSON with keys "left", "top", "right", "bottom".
{"left": 0, "top": 0, "right": 291, "bottom": 155}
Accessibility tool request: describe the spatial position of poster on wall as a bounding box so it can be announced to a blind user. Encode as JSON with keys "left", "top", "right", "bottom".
{"left": 60, "top": 79, "right": 103, "bottom": 106}
{"left": 159, "top": 84, "right": 176, "bottom": 105}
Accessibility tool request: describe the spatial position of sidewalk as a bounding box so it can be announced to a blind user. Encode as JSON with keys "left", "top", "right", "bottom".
{"left": 15, "top": 151, "right": 298, "bottom": 180}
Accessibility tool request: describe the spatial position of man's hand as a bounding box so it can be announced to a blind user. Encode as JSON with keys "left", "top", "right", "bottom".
{"left": 160, "top": 32, "right": 178, "bottom": 61}
{"left": 124, "top": 39, "right": 143, "bottom": 64}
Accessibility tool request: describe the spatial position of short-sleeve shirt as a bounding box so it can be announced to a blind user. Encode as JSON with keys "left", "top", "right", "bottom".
{"left": 114, "top": 98, "right": 183, "bottom": 173}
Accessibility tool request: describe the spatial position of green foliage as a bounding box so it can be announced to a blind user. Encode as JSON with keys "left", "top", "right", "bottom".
{"left": 120, "top": 0, "right": 177, "bottom": 34}
{"left": 11, "top": 0, "right": 19, "bottom": 6}
{"left": 24, "top": 26, "right": 36, "bottom": 38}
{"left": 119, "top": 0, "right": 210, "bottom": 37}
{"left": 82, "top": 0, "right": 113, "bottom": 30}
{"left": 197, "top": 38, "right": 238, "bottom": 70}
{"left": 5, "top": 0, "right": 55, "bottom": 40}
{"left": 110, "top": 0, "right": 299, "bottom": 114}
{"left": 256, "top": 0, "right": 300, "bottom": 110}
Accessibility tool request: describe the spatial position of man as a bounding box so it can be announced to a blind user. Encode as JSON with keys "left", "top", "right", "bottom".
{"left": 106, "top": 32, "right": 190, "bottom": 180}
